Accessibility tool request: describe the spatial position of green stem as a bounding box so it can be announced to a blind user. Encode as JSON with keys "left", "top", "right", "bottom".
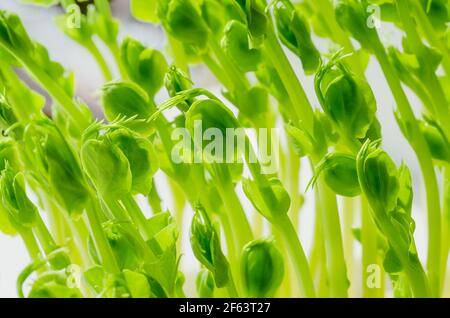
{"left": 108, "top": 42, "right": 128, "bottom": 79}
{"left": 87, "top": 42, "right": 113, "bottom": 82}
{"left": 148, "top": 179, "right": 164, "bottom": 214}
{"left": 214, "top": 165, "right": 253, "bottom": 251}
{"left": 85, "top": 199, "right": 120, "bottom": 274}
{"left": 202, "top": 53, "right": 235, "bottom": 91}
{"left": 122, "top": 194, "right": 151, "bottom": 239}
{"left": 441, "top": 166, "right": 450, "bottom": 292}
{"left": 264, "top": 25, "right": 314, "bottom": 133}
{"left": 18, "top": 227, "right": 41, "bottom": 260}
{"left": 361, "top": 196, "right": 380, "bottom": 297}
{"left": 274, "top": 215, "right": 316, "bottom": 297}
{"left": 34, "top": 212, "right": 57, "bottom": 255}
{"left": 226, "top": 269, "right": 239, "bottom": 298}
{"left": 342, "top": 196, "right": 355, "bottom": 296}
{"left": 17, "top": 55, "right": 89, "bottom": 132}
{"left": 316, "top": 178, "right": 349, "bottom": 297}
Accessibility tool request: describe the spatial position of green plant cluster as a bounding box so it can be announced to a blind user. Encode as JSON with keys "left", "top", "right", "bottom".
{"left": 0, "top": 0, "right": 449, "bottom": 298}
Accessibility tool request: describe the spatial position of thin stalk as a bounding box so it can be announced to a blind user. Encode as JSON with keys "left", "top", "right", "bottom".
{"left": 86, "top": 42, "right": 113, "bottom": 81}
{"left": 202, "top": 53, "right": 235, "bottom": 91}
{"left": 316, "top": 177, "right": 349, "bottom": 297}
{"left": 226, "top": 270, "right": 239, "bottom": 298}
{"left": 18, "top": 227, "right": 41, "bottom": 260}
{"left": 213, "top": 165, "right": 253, "bottom": 250}
{"left": 361, "top": 196, "right": 380, "bottom": 297}
{"left": 108, "top": 42, "right": 128, "bottom": 79}
{"left": 85, "top": 199, "right": 120, "bottom": 274}
{"left": 342, "top": 196, "right": 355, "bottom": 296}
{"left": 264, "top": 25, "right": 314, "bottom": 133}
{"left": 34, "top": 212, "right": 57, "bottom": 255}
{"left": 274, "top": 215, "right": 316, "bottom": 297}
{"left": 17, "top": 56, "right": 89, "bottom": 132}
{"left": 148, "top": 179, "right": 164, "bottom": 214}
{"left": 122, "top": 194, "right": 151, "bottom": 240}
{"left": 441, "top": 166, "right": 450, "bottom": 291}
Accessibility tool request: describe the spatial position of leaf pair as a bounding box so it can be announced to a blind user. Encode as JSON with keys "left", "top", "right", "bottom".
{"left": 241, "top": 238, "right": 284, "bottom": 297}
{"left": 273, "top": 0, "right": 320, "bottom": 74}
{"left": 81, "top": 125, "right": 158, "bottom": 198}
{"left": 190, "top": 204, "right": 229, "bottom": 288}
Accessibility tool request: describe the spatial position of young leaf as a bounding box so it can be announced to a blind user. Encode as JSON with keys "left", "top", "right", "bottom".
{"left": 109, "top": 128, "right": 159, "bottom": 196}
{"left": 81, "top": 138, "right": 132, "bottom": 200}
{"left": 221, "top": 20, "right": 261, "bottom": 72}
{"left": 311, "top": 152, "right": 361, "bottom": 197}
{"left": 190, "top": 204, "right": 229, "bottom": 288}
{"left": 164, "top": 0, "right": 209, "bottom": 48}
{"left": 121, "top": 37, "right": 169, "bottom": 98}
{"left": 273, "top": 0, "right": 320, "bottom": 74}
{"left": 0, "top": 166, "right": 37, "bottom": 228}
{"left": 241, "top": 237, "right": 284, "bottom": 297}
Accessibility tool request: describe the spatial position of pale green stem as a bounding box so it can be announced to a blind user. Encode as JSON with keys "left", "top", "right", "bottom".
{"left": 274, "top": 215, "right": 316, "bottom": 298}
{"left": 86, "top": 42, "right": 113, "bottom": 82}
{"left": 18, "top": 227, "right": 41, "bottom": 260}
{"left": 361, "top": 196, "right": 381, "bottom": 297}
{"left": 85, "top": 199, "right": 120, "bottom": 274}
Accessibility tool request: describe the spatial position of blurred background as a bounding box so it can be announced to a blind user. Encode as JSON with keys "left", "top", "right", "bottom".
{"left": 0, "top": 0, "right": 430, "bottom": 297}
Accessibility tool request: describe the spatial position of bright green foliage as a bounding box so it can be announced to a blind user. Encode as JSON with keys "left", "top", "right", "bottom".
{"left": 109, "top": 128, "right": 159, "bottom": 195}
{"left": 357, "top": 141, "right": 400, "bottom": 213}
{"left": 196, "top": 269, "right": 215, "bottom": 298}
{"left": 87, "top": 0, "right": 119, "bottom": 47}
{"left": 101, "top": 81, "right": 155, "bottom": 135}
{"left": 185, "top": 99, "right": 241, "bottom": 162}
{"left": 164, "top": 0, "right": 209, "bottom": 48}
{"left": 28, "top": 271, "right": 82, "bottom": 298}
{"left": 419, "top": 117, "right": 450, "bottom": 162}
{"left": 89, "top": 221, "right": 145, "bottom": 270}
{"left": 0, "top": 95, "right": 18, "bottom": 131}
{"left": 273, "top": 0, "right": 320, "bottom": 74}
{"left": 243, "top": 177, "right": 290, "bottom": 221}
{"left": 357, "top": 141, "right": 430, "bottom": 297}
{"left": 222, "top": 20, "right": 261, "bottom": 72}
{"left": 18, "top": 0, "right": 59, "bottom": 6}
{"left": 241, "top": 238, "right": 284, "bottom": 297}
{"left": 233, "top": 0, "right": 267, "bottom": 43}
{"left": 2, "top": 0, "right": 449, "bottom": 300}
{"left": 81, "top": 138, "right": 132, "bottom": 200}
{"left": 310, "top": 152, "right": 361, "bottom": 197}
{"left": 334, "top": 0, "right": 378, "bottom": 50}
{"left": 0, "top": 166, "right": 36, "bottom": 228}
{"left": 121, "top": 37, "right": 169, "bottom": 98}
{"left": 190, "top": 204, "right": 229, "bottom": 288}
{"left": 22, "top": 120, "right": 89, "bottom": 215}
{"left": 315, "top": 55, "right": 377, "bottom": 140}
{"left": 130, "top": 0, "right": 159, "bottom": 23}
